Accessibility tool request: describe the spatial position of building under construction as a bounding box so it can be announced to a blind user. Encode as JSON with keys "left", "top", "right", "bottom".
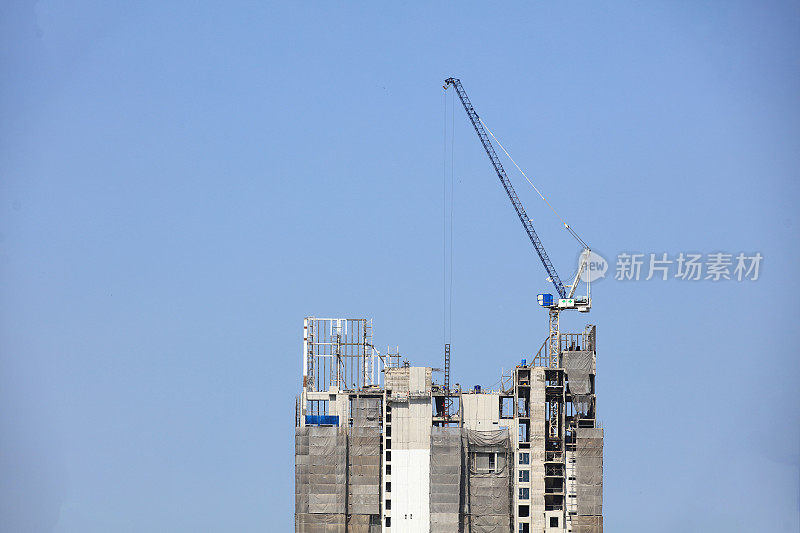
{"left": 295, "top": 78, "right": 604, "bottom": 533}
{"left": 294, "top": 317, "right": 603, "bottom": 533}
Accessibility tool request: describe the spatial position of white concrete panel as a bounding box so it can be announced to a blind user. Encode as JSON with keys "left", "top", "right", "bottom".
{"left": 386, "top": 367, "right": 432, "bottom": 397}
{"left": 330, "top": 393, "right": 350, "bottom": 423}
{"left": 391, "top": 389, "right": 431, "bottom": 532}
{"left": 394, "top": 398, "right": 431, "bottom": 449}
{"left": 461, "top": 394, "right": 501, "bottom": 430}
{"left": 392, "top": 448, "right": 430, "bottom": 532}
{"left": 544, "top": 510, "right": 563, "bottom": 532}
{"left": 408, "top": 367, "right": 432, "bottom": 392}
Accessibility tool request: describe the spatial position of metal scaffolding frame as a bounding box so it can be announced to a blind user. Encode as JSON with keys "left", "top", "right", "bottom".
{"left": 304, "top": 317, "right": 385, "bottom": 392}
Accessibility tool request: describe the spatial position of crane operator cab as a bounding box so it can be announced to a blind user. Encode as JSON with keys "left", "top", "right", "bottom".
{"left": 538, "top": 293, "right": 591, "bottom": 313}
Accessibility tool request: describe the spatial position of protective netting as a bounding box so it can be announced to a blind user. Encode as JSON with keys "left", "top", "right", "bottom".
{"left": 352, "top": 397, "right": 381, "bottom": 427}
{"left": 293, "top": 514, "right": 382, "bottom": 533}
{"left": 296, "top": 399, "right": 382, "bottom": 533}
{"left": 461, "top": 429, "right": 512, "bottom": 533}
{"left": 575, "top": 428, "right": 603, "bottom": 520}
{"left": 571, "top": 515, "right": 603, "bottom": 533}
{"left": 349, "top": 399, "right": 381, "bottom": 516}
{"left": 295, "top": 513, "right": 346, "bottom": 533}
{"left": 295, "top": 426, "right": 348, "bottom": 532}
{"left": 430, "top": 427, "right": 461, "bottom": 533}
{"left": 305, "top": 427, "right": 348, "bottom": 513}
{"left": 296, "top": 387, "right": 594, "bottom": 533}
{"left": 346, "top": 514, "right": 381, "bottom": 533}
{"left": 564, "top": 350, "right": 593, "bottom": 414}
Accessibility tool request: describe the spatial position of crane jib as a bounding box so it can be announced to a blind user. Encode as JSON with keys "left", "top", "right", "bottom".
{"left": 444, "top": 78, "right": 567, "bottom": 299}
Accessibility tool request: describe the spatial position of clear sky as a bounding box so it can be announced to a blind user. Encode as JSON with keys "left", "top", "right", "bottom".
{"left": 2, "top": 2, "right": 799, "bottom": 531}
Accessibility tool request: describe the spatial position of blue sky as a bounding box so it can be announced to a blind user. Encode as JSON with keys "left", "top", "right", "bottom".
{"left": 2, "top": 1, "right": 799, "bottom": 531}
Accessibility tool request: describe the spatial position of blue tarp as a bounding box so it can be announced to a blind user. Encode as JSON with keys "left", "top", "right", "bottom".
{"left": 305, "top": 415, "right": 339, "bottom": 426}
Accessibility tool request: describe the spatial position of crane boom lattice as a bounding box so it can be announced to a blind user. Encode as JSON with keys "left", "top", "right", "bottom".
{"left": 444, "top": 77, "right": 567, "bottom": 299}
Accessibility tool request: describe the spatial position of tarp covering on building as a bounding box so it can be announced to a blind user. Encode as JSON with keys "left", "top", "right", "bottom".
{"left": 349, "top": 399, "right": 381, "bottom": 516}
{"left": 564, "top": 350, "right": 593, "bottom": 414}
{"left": 296, "top": 399, "right": 382, "bottom": 533}
{"left": 571, "top": 515, "right": 603, "bottom": 533}
{"left": 297, "top": 426, "right": 347, "bottom": 515}
{"left": 429, "top": 427, "right": 461, "bottom": 533}
{"left": 297, "top": 390, "right": 597, "bottom": 533}
{"left": 461, "top": 428, "right": 512, "bottom": 533}
{"left": 575, "top": 427, "right": 603, "bottom": 526}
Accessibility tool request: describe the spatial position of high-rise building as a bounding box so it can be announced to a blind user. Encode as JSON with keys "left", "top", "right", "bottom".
{"left": 295, "top": 317, "right": 603, "bottom": 533}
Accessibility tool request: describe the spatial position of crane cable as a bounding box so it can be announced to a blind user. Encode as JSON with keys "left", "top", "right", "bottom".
{"left": 442, "top": 89, "right": 455, "bottom": 345}
{"left": 478, "top": 117, "right": 590, "bottom": 251}
{"left": 442, "top": 91, "right": 447, "bottom": 345}
{"left": 449, "top": 90, "right": 454, "bottom": 343}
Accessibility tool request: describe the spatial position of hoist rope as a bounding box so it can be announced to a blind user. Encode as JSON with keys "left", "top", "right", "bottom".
{"left": 479, "top": 117, "right": 589, "bottom": 250}
{"left": 442, "top": 91, "right": 447, "bottom": 346}
{"left": 442, "top": 90, "right": 456, "bottom": 345}
{"left": 449, "top": 89, "right": 454, "bottom": 344}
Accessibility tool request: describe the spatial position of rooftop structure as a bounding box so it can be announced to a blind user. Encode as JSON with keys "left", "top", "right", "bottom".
{"left": 295, "top": 317, "right": 603, "bottom": 533}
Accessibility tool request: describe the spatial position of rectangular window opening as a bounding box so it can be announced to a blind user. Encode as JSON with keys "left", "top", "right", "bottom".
{"left": 474, "top": 452, "right": 500, "bottom": 473}
{"left": 501, "top": 397, "right": 515, "bottom": 418}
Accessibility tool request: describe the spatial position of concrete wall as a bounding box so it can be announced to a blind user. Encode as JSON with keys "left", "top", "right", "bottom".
{"left": 392, "top": 390, "right": 432, "bottom": 532}
{"left": 385, "top": 367, "right": 431, "bottom": 398}
{"left": 461, "top": 393, "right": 502, "bottom": 431}
{"left": 408, "top": 367, "right": 431, "bottom": 393}
{"left": 544, "top": 510, "right": 563, "bottom": 532}
{"left": 529, "top": 367, "right": 547, "bottom": 532}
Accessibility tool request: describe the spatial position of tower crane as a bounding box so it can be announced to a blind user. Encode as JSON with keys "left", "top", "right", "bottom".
{"left": 444, "top": 77, "right": 591, "bottom": 368}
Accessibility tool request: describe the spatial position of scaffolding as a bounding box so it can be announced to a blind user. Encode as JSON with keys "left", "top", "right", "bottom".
{"left": 305, "top": 318, "right": 386, "bottom": 392}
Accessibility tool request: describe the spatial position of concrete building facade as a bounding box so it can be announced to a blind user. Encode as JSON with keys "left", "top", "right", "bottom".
{"left": 295, "top": 318, "right": 603, "bottom": 533}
